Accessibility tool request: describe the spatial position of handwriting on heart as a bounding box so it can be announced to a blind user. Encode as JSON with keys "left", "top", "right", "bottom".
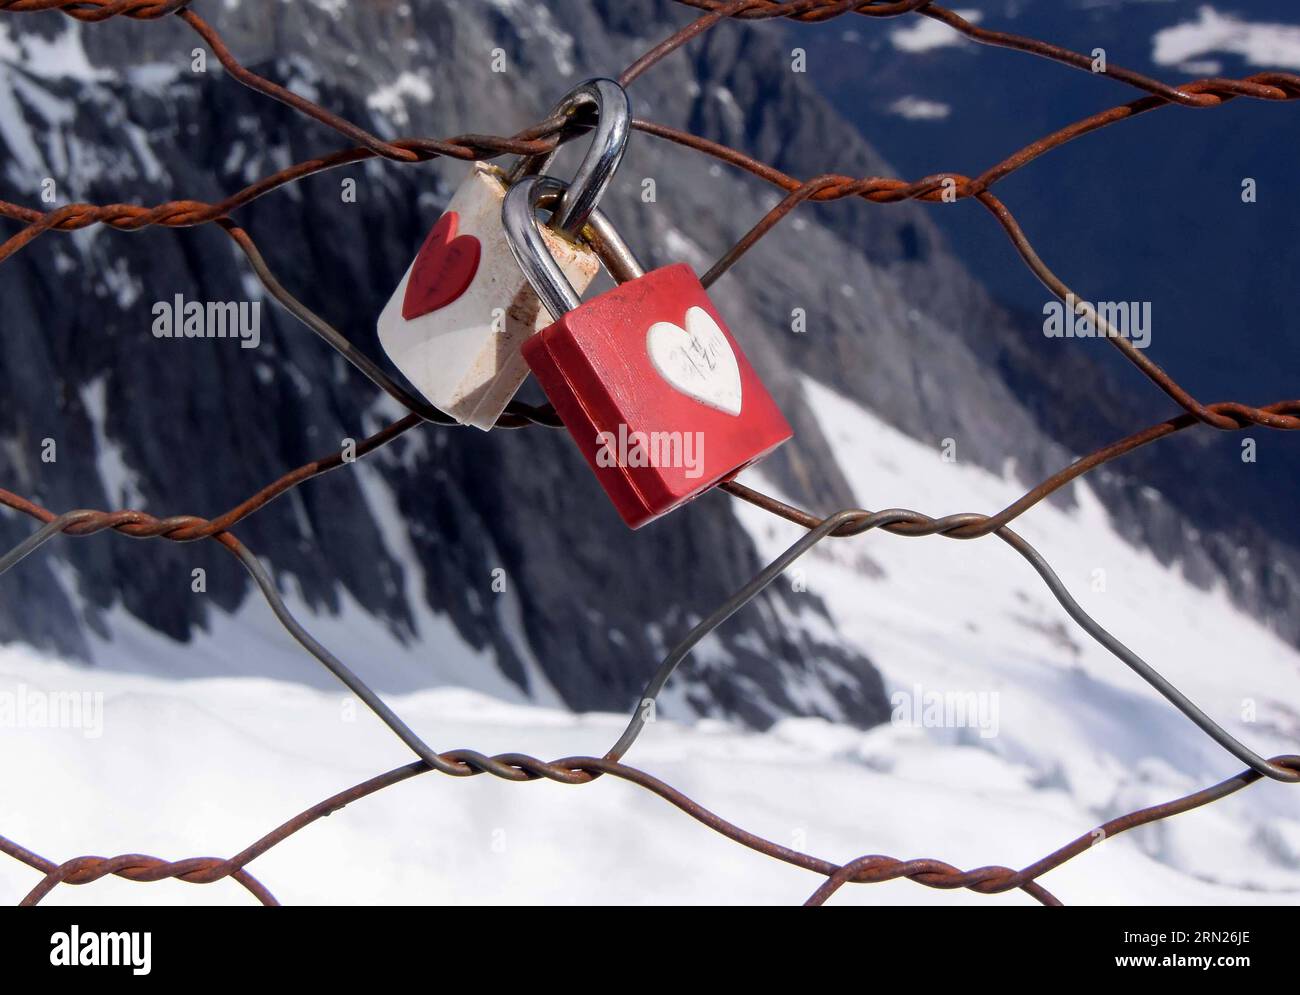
{"left": 401, "top": 211, "right": 482, "bottom": 320}
{"left": 646, "top": 306, "right": 743, "bottom": 416}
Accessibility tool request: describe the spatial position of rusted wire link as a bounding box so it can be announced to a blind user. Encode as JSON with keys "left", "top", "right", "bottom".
{"left": 0, "top": 754, "right": 1056, "bottom": 907}
{"left": 0, "top": 0, "right": 185, "bottom": 19}
{"left": 12, "top": 0, "right": 1299, "bottom": 117}
{"left": 1, "top": 469, "right": 1297, "bottom": 903}
{"left": 0, "top": 414, "right": 420, "bottom": 542}
{"left": 12, "top": 851, "right": 278, "bottom": 907}
{"left": 5, "top": 743, "right": 1299, "bottom": 907}
{"left": 0, "top": 130, "right": 557, "bottom": 255}
{"left": 5, "top": 733, "right": 1296, "bottom": 906}
{"left": 645, "top": 83, "right": 1299, "bottom": 429}
{"left": 808, "top": 755, "right": 1300, "bottom": 905}
{"left": 725, "top": 400, "right": 1300, "bottom": 544}
{"left": 0, "top": 19, "right": 1292, "bottom": 432}
{"left": 3, "top": 71, "right": 1297, "bottom": 437}
{"left": 177, "top": 8, "right": 430, "bottom": 163}
{"left": 620, "top": 0, "right": 763, "bottom": 87}
{"left": 1, "top": 1, "right": 1298, "bottom": 907}
{"left": 693, "top": 64, "right": 1299, "bottom": 275}
{"left": 674, "top": 0, "right": 1278, "bottom": 109}
{"left": 6, "top": 68, "right": 1294, "bottom": 244}
{"left": 708, "top": 174, "right": 1300, "bottom": 432}
{"left": 13, "top": 0, "right": 1241, "bottom": 130}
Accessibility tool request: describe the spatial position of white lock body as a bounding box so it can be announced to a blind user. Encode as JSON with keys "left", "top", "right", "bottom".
{"left": 378, "top": 163, "right": 600, "bottom": 430}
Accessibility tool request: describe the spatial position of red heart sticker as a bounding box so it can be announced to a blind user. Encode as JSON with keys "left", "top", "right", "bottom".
{"left": 401, "top": 211, "right": 482, "bottom": 320}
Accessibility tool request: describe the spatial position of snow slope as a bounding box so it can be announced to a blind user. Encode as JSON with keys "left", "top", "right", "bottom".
{"left": 1, "top": 378, "right": 1297, "bottom": 905}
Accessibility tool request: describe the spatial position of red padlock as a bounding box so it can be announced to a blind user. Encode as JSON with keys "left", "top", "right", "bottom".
{"left": 504, "top": 175, "right": 793, "bottom": 528}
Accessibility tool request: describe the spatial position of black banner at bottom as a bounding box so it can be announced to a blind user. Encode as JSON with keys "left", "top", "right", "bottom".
{"left": 0, "top": 907, "right": 1283, "bottom": 981}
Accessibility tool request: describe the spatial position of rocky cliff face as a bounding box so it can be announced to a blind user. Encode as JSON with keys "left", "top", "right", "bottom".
{"left": 0, "top": 1, "right": 1292, "bottom": 729}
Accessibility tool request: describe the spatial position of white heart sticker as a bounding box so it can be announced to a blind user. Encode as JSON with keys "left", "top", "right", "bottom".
{"left": 645, "top": 306, "right": 743, "bottom": 416}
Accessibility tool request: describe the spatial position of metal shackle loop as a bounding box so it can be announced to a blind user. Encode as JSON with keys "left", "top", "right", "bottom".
{"left": 506, "top": 77, "right": 631, "bottom": 236}
{"left": 502, "top": 174, "right": 644, "bottom": 323}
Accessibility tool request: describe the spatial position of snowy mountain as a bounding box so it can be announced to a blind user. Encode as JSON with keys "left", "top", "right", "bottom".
{"left": 0, "top": 0, "right": 906, "bottom": 727}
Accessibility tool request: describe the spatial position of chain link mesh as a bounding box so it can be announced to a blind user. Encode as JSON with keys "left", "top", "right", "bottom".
{"left": 0, "top": 0, "right": 1297, "bottom": 906}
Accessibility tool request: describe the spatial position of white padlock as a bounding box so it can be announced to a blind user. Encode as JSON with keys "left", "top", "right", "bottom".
{"left": 377, "top": 78, "right": 630, "bottom": 430}
{"left": 377, "top": 164, "right": 600, "bottom": 430}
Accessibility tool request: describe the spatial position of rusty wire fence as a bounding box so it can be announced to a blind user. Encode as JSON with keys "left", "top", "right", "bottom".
{"left": 0, "top": 0, "right": 1297, "bottom": 906}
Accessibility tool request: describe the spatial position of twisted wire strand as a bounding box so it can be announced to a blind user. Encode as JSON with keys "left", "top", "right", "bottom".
{"left": 675, "top": 0, "right": 1280, "bottom": 108}
{"left": 6, "top": 746, "right": 1299, "bottom": 907}
{"left": 1, "top": 69, "right": 1294, "bottom": 432}
{"left": 0, "top": 0, "right": 186, "bottom": 19}
{"left": 11, "top": 0, "right": 1261, "bottom": 113}
{"left": 2, "top": 468, "right": 1297, "bottom": 905}
{"left": 19, "top": 474, "right": 1292, "bottom": 783}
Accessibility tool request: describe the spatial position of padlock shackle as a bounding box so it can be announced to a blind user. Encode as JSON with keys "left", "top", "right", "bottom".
{"left": 503, "top": 174, "right": 645, "bottom": 323}
{"left": 505, "top": 78, "right": 631, "bottom": 236}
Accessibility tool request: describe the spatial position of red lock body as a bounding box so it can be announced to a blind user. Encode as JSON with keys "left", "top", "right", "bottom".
{"left": 522, "top": 263, "right": 792, "bottom": 528}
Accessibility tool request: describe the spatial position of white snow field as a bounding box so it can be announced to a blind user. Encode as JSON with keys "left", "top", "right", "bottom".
{"left": 1, "top": 378, "right": 1298, "bottom": 906}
